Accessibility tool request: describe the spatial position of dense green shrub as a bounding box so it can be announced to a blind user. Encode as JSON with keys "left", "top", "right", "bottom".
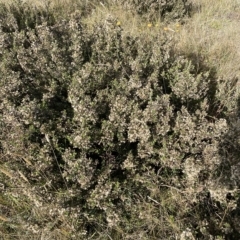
{"left": 112, "top": 0, "right": 192, "bottom": 21}
{"left": 0, "top": 2, "right": 239, "bottom": 239}
{"left": 0, "top": 1, "right": 55, "bottom": 31}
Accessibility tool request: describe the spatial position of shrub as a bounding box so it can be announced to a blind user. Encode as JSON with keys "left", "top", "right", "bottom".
{"left": 112, "top": 0, "right": 192, "bottom": 22}
{"left": 0, "top": 2, "right": 239, "bottom": 239}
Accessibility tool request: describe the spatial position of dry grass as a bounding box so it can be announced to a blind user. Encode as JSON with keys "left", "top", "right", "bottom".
{"left": 176, "top": 0, "right": 240, "bottom": 95}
